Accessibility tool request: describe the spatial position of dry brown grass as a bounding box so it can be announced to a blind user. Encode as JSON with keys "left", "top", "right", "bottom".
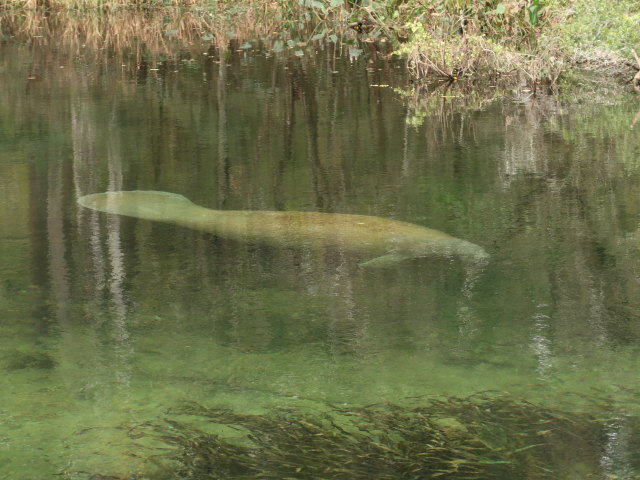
{"left": 396, "top": 9, "right": 565, "bottom": 86}
{"left": 0, "top": 0, "right": 359, "bottom": 60}
{"left": 2, "top": 9, "right": 206, "bottom": 52}
{"left": 15, "top": 0, "right": 200, "bottom": 9}
{"left": 0, "top": 2, "right": 300, "bottom": 54}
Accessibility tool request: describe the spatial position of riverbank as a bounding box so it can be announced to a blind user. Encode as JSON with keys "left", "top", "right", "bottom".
{"left": 1, "top": 0, "right": 638, "bottom": 89}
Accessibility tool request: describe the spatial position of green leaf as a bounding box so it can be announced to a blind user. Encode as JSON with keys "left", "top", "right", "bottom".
{"left": 495, "top": 3, "right": 505, "bottom": 15}
{"left": 311, "top": 33, "right": 325, "bottom": 41}
{"left": 272, "top": 40, "right": 284, "bottom": 52}
{"left": 528, "top": 5, "right": 540, "bottom": 25}
{"left": 311, "top": 0, "right": 326, "bottom": 11}
{"left": 330, "top": 0, "right": 343, "bottom": 6}
{"left": 329, "top": 34, "right": 338, "bottom": 43}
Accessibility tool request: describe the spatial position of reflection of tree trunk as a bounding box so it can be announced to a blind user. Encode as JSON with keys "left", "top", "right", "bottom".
{"left": 530, "top": 309, "right": 553, "bottom": 378}
{"left": 73, "top": 92, "right": 132, "bottom": 390}
{"left": 106, "top": 106, "right": 132, "bottom": 390}
{"left": 47, "top": 162, "right": 71, "bottom": 329}
{"left": 454, "top": 258, "right": 487, "bottom": 356}
{"left": 71, "top": 93, "right": 107, "bottom": 296}
{"left": 327, "top": 257, "right": 367, "bottom": 356}
{"left": 600, "top": 417, "right": 638, "bottom": 479}
{"left": 302, "top": 82, "right": 325, "bottom": 209}
{"left": 28, "top": 166, "right": 49, "bottom": 288}
{"left": 216, "top": 53, "right": 229, "bottom": 208}
{"left": 274, "top": 64, "right": 295, "bottom": 211}
{"left": 631, "top": 103, "right": 640, "bottom": 129}
{"left": 71, "top": 93, "right": 97, "bottom": 200}
{"left": 295, "top": 62, "right": 330, "bottom": 211}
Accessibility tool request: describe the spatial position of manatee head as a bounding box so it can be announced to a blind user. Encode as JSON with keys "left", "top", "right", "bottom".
{"left": 78, "top": 191, "right": 194, "bottom": 222}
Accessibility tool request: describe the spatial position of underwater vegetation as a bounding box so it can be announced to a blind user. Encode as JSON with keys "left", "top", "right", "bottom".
{"left": 101, "top": 393, "right": 611, "bottom": 479}
{"left": 4, "top": 349, "right": 56, "bottom": 370}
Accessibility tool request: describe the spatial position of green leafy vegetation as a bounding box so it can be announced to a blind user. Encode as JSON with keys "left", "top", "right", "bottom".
{"left": 389, "top": 0, "right": 636, "bottom": 84}
{"left": 553, "top": 0, "right": 640, "bottom": 67}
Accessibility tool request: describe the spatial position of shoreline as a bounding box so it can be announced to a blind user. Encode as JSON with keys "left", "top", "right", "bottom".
{"left": 1, "top": 3, "right": 638, "bottom": 92}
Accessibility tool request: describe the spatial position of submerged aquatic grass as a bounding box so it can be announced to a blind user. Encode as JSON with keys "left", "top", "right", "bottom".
{"left": 105, "top": 393, "right": 607, "bottom": 479}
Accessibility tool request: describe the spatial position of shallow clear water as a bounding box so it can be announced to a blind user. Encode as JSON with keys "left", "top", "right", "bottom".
{"left": 1, "top": 38, "right": 640, "bottom": 478}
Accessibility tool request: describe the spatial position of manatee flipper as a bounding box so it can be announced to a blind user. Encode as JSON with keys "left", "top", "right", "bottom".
{"left": 359, "top": 252, "right": 413, "bottom": 268}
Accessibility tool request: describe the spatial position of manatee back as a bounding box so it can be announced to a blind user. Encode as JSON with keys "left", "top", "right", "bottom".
{"left": 78, "top": 191, "right": 194, "bottom": 222}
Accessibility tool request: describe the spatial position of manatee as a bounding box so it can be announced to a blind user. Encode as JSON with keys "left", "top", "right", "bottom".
{"left": 77, "top": 191, "right": 488, "bottom": 267}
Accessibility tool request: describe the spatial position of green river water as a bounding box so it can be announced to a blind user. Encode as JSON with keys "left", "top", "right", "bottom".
{"left": 1, "top": 35, "right": 640, "bottom": 479}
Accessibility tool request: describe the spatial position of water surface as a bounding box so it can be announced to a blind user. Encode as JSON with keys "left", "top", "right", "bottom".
{"left": 1, "top": 38, "right": 640, "bottom": 478}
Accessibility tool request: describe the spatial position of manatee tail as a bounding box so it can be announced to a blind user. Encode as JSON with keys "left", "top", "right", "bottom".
{"left": 78, "top": 191, "right": 195, "bottom": 223}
